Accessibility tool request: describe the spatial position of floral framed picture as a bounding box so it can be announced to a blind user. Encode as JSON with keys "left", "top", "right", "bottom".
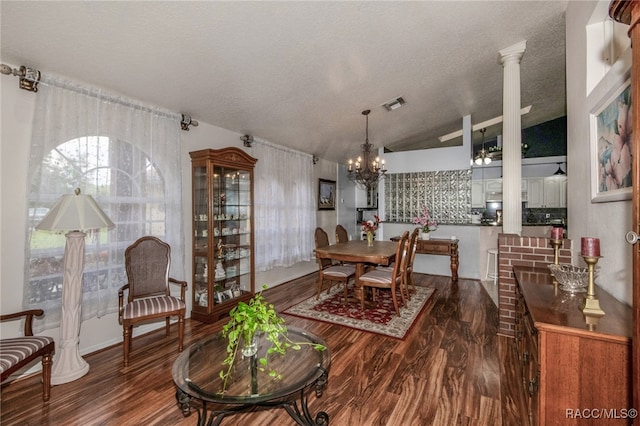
{"left": 589, "top": 76, "right": 632, "bottom": 203}
{"left": 318, "top": 179, "right": 336, "bottom": 210}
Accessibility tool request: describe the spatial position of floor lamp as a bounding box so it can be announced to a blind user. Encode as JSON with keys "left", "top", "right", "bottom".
{"left": 36, "top": 188, "right": 114, "bottom": 385}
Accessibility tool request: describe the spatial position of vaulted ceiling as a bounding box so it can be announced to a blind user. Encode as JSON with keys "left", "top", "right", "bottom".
{"left": 1, "top": 1, "right": 568, "bottom": 163}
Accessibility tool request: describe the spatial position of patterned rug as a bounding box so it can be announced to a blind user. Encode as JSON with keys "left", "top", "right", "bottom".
{"left": 283, "top": 284, "right": 436, "bottom": 339}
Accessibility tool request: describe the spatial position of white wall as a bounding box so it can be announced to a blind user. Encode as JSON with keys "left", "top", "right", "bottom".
{"left": 566, "top": 1, "right": 632, "bottom": 303}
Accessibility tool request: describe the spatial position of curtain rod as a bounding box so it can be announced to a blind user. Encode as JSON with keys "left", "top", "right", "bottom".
{"left": 0, "top": 63, "right": 198, "bottom": 130}
{"left": 246, "top": 135, "right": 313, "bottom": 159}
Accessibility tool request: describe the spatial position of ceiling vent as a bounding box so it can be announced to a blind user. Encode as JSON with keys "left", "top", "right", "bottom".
{"left": 382, "top": 97, "right": 405, "bottom": 111}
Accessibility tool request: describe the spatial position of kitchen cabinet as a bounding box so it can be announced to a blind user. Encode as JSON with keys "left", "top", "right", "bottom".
{"left": 484, "top": 179, "right": 503, "bottom": 193}
{"left": 525, "top": 177, "right": 567, "bottom": 208}
{"left": 471, "top": 181, "right": 485, "bottom": 208}
{"left": 189, "top": 148, "right": 257, "bottom": 323}
{"left": 472, "top": 177, "right": 548, "bottom": 208}
{"left": 526, "top": 178, "right": 545, "bottom": 207}
{"left": 542, "top": 176, "right": 566, "bottom": 207}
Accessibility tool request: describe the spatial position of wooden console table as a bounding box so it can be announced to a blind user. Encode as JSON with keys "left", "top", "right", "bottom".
{"left": 513, "top": 266, "right": 632, "bottom": 425}
{"left": 391, "top": 236, "right": 459, "bottom": 281}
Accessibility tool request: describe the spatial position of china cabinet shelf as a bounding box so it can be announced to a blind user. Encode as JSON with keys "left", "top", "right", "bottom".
{"left": 190, "top": 147, "right": 257, "bottom": 323}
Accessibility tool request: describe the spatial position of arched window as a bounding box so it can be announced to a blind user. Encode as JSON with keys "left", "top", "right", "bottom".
{"left": 24, "top": 79, "right": 183, "bottom": 331}
{"left": 27, "top": 136, "right": 166, "bottom": 325}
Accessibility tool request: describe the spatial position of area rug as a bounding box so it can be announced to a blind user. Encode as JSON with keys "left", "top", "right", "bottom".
{"left": 283, "top": 285, "right": 436, "bottom": 339}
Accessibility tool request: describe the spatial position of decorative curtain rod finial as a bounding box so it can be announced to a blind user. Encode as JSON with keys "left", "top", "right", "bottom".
{"left": 180, "top": 114, "right": 199, "bottom": 131}
{"left": 1, "top": 63, "right": 41, "bottom": 92}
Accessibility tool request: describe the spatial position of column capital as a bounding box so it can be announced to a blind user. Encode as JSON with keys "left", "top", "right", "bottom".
{"left": 499, "top": 40, "right": 527, "bottom": 65}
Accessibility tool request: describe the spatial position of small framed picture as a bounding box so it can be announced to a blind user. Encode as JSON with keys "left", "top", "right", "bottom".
{"left": 589, "top": 76, "right": 632, "bottom": 203}
{"left": 318, "top": 179, "right": 336, "bottom": 210}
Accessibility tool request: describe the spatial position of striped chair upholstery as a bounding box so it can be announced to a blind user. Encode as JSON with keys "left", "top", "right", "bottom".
{"left": 118, "top": 236, "right": 187, "bottom": 367}
{"left": 0, "top": 309, "right": 54, "bottom": 401}
{"left": 122, "top": 296, "right": 185, "bottom": 320}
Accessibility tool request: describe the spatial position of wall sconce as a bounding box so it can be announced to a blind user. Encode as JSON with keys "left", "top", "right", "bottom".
{"left": 312, "top": 155, "right": 319, "bottom": 165}
{"left": 0, "top": 64, "right": 41, "bottom": 92}
{"left": 180, "top": 114, "right": 199, "bottom": 131}
{"left": 241, "top": 135, "right": 254, "bottom": 147}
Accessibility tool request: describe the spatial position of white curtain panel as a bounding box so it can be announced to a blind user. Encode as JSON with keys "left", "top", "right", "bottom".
{"left": 25, "top": 77, "right": 183, "bottom": 332}
{"left": 252, "top": 140, "right": 315, "bottom": 271}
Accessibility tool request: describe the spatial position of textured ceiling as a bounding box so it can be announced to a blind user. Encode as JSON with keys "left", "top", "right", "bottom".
{"left": 1, "top": 1, "right": 568, "bottom": 163}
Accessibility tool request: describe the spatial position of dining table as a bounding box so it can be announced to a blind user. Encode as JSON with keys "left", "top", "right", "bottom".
{"left": 314, "top": 240, "right": 398, "bottom": 306}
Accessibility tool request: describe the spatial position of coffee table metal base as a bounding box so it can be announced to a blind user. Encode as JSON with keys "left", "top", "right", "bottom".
{"left": 175, "top": 370, "right": 330, "bottom": 426}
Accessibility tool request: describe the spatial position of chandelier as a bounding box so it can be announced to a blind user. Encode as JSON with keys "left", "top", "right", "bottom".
{"left": 347, "top": 110, "right": 386, "bottom": 189}
{"left": 473, "top": 128, "right": 492, "bottom": 165}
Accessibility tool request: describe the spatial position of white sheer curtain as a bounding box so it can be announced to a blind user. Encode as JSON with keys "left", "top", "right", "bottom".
{"left": 25, "top": 76, "right": 183, "bottom": 332}
{"left": 252, "top": 140, "right": 315, "bottom": 271}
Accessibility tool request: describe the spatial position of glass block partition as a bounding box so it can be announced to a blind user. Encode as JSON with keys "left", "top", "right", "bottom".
{"left": 384, "top": 170, "right": 471, "bottom": 224}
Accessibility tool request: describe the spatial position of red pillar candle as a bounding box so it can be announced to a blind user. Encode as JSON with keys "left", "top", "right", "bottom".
{"left": 581, "top": 237, "right": 600, "bottom": 257}
{"left": 550, "top": 227, "right": 563, "bottom": 240}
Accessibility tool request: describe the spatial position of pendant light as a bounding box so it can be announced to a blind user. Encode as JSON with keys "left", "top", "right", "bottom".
{"left": 474, "top": 128, "right": 492, "bottom": 165}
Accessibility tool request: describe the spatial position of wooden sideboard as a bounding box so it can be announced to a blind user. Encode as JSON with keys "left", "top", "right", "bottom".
{"left": 513, "top": 266, "right": 632, "bottom": 425}
{"left": 390, "top": 236, "right": 459, "bottom": 281}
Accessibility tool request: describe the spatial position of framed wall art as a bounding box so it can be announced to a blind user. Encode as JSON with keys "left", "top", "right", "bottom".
{"left": 589, "top": 76, "right": 632, "bottom": 203}
{"left": 318, "top": 179, "right": 336, "bottom": 210}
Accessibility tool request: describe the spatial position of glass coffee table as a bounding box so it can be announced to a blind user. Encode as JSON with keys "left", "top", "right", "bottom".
{"left": 172, "top": 327, "right": 331, "bottom": 425}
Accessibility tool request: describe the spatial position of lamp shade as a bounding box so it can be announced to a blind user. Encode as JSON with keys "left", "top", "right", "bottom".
{"left": 36, "top": 188, "right": 115, "bottom": 231}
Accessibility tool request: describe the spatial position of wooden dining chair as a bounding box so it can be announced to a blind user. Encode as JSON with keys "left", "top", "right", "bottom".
{"left": 314, "top": 227, "right": 356, "bottom": 300}
{"left": 358, "top": 230, "right": 410, "bottom": 316}
{"left": 335, "top": 224, "right": 349, "bottom": 244}
{"left": 403, "top": 228, "right": 420, "bottom": 300}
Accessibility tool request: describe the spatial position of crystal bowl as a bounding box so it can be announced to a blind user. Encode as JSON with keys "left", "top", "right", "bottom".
{"left": 548, "top": 264, "right": 590, "bottom": 293}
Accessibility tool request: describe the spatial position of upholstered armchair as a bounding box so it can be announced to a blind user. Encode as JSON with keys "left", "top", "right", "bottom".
{"left": 118, "top": 236, "right": 187, "bottom": 367}
{"left": 0, "top": 309, "right": 55, "bottom": 401}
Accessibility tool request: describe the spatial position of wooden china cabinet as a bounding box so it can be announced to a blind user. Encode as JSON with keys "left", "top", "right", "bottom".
{"left": 189, "top": 148, "right": 257, "bottom": 323}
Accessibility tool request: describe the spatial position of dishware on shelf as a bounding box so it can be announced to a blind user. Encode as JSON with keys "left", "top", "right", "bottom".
{"left": 548, "top": 264, "right": 589, "bottom": 293}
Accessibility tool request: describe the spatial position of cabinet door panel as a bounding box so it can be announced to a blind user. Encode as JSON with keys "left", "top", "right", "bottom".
{"left": 485, "top": 179, "right": 503, "bottom": 193}
{"left": 527, "top": 178, "right": 544, "bottom": 207}
{"left": 472, "top": 181, "right": 485, "bottom": 208}
{"left": 542, "top": 177, "right": 566, "bottom": 208}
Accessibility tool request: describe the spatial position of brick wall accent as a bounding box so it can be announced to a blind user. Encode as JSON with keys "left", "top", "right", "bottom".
{"left": 497, "top": 233, "right": 572, "bottom": 337}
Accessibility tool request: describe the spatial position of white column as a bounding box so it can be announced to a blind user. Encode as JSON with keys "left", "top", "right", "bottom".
{"left": 499, "top": 41, "right": 526, "bottom": 235}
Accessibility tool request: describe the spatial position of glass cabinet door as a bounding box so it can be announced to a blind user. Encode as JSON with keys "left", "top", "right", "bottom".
{"left": 192, "top": 166, "right": 210, "bottom": 310}
{"left": 190, "top": 148, "right": 256, "bottom": 323}
{"left": 211, "top": 168, "right": 252, "bottom": 304}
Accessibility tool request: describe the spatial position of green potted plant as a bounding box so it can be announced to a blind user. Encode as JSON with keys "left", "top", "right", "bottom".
{"left": 219, "top": 285, "right": 326, "bottom": 393}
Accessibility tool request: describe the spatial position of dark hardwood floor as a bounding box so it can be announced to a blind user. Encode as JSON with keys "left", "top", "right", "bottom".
{"left": 0, "top": 273, "right": 523, "bottom": 425}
